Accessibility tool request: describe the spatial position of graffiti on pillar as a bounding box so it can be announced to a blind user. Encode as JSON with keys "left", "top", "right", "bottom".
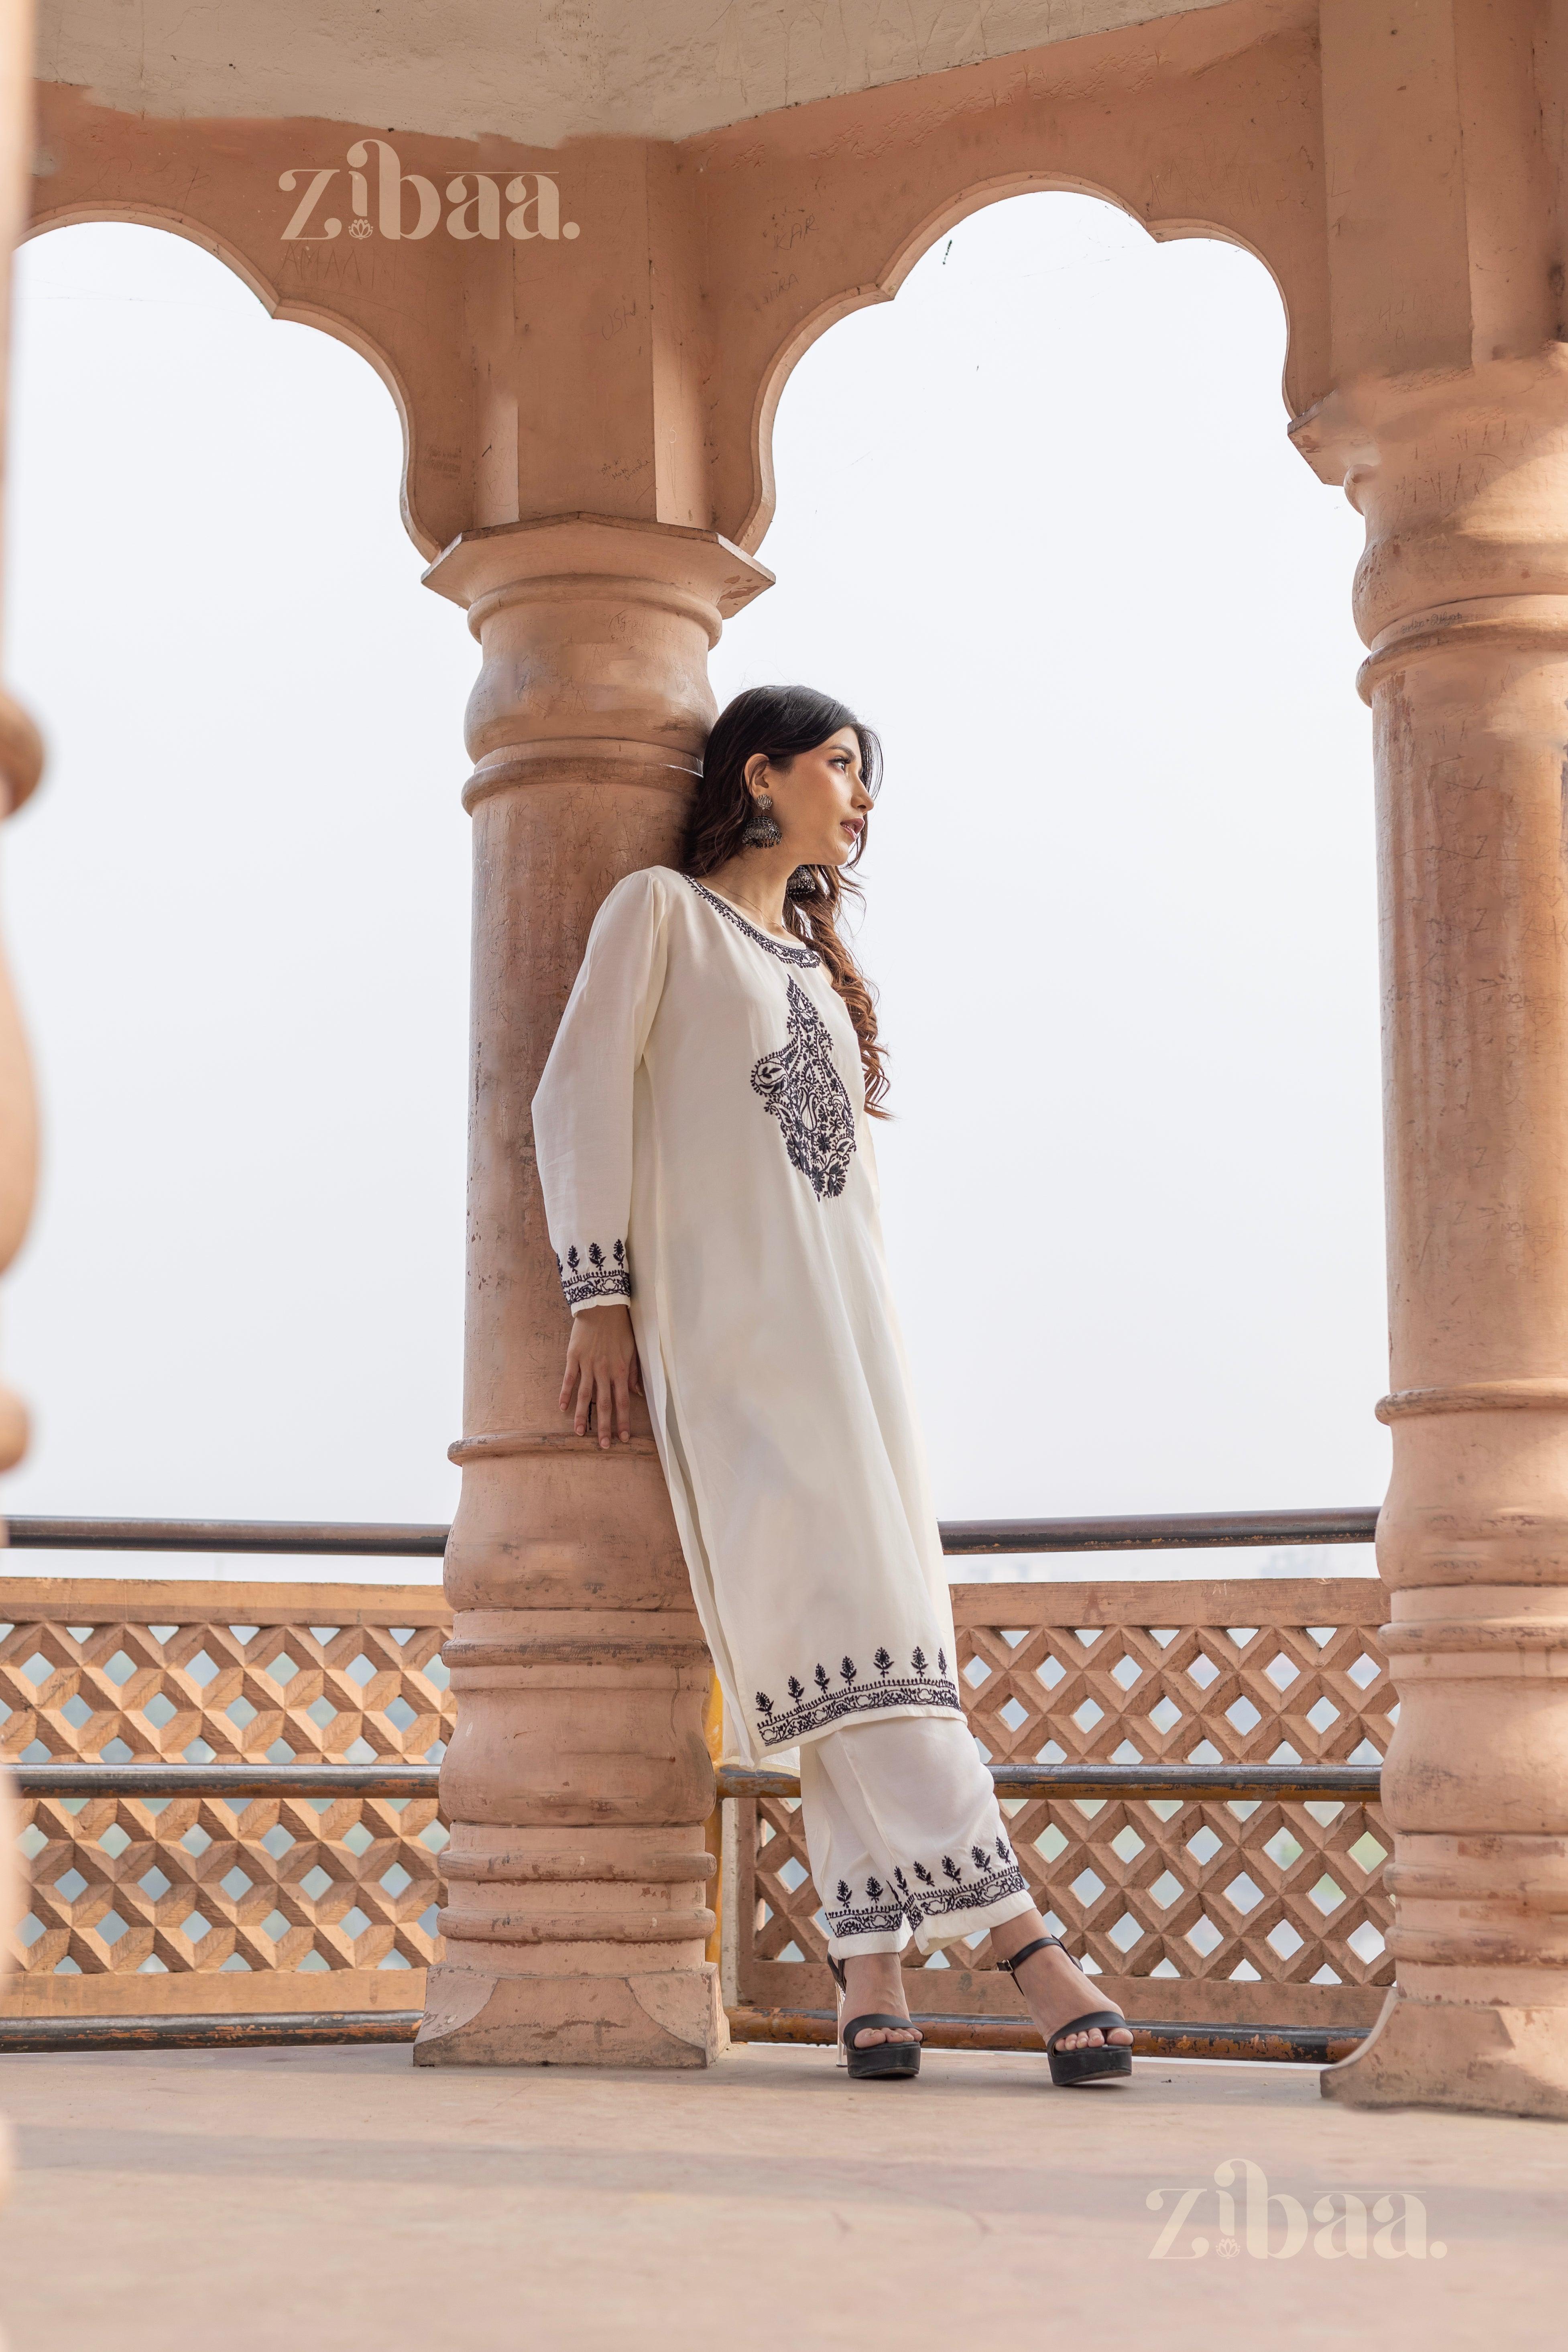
{"left": 278, "top": 143, "right": 580, "bottom": 243}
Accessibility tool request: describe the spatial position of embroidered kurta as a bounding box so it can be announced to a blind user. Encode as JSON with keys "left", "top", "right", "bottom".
{"left": 530, "top": 865, "right": 963, "bottom": 1767}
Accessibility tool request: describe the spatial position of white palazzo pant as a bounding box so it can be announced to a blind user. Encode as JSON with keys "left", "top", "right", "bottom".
{"left": 798, "top": 1715, "right": 1037, "bottom": 1957}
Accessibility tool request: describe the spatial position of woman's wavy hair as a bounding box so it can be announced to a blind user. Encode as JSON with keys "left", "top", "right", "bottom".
{"left": 683, "top": 684, "right": 890, "bottom": 1117}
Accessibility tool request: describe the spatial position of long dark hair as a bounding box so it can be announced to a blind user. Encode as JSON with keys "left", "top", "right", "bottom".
{"left": 684, "top": 684, "right": 890, "bottom": 1117}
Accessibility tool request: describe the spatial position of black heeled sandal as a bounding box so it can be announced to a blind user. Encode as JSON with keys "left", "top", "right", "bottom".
{"left": 827, "top": 1953, "right": 922, "bottom": 2080}
{"left": 998, "top": 1935, "right": 1134, "bottom": 2086}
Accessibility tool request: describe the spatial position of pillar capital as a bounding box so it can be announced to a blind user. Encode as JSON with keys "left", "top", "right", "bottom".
{"left": 423, "top": 511, "right": 773, "bottom": 625}
{"left": 1289, "top": 353, "right": 1568, "bottom": 683}
{"left": 423, "top": 514, "right": 771, "bottom": 813}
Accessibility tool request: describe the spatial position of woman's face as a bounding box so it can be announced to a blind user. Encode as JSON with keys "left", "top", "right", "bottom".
{"left": 755, "top": 727, "right": 874, "bottom": 868}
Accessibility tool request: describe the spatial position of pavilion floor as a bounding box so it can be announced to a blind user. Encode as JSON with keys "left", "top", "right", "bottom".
{"left": 0, "top": 2041, "right": 1562, "bottom": 2346}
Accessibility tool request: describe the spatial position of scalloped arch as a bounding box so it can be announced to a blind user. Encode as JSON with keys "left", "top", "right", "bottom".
{"left": 736, "top": 172, "right": 1301, "bottom": 560}
{"left": 23, "top": 203, "right": 438, "bottom": 560}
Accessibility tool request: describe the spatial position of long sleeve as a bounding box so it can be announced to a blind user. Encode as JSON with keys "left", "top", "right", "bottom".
{"left": 531, "top": 867, "right": 669, "bottom": 1313}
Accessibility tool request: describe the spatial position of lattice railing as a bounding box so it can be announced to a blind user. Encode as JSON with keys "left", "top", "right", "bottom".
{"left": 1, "top": 1581, "right": 451, "bottom": 2014}
{"left": 20, "top": 1788, "right": 446, "bottom": 1984}
{"left": 0, "top": 1590, "right": 451, "bottom": 1768}
{"left": 736, "top": 1578, "right": 1395, "bottom": 2031}
{"left": 3, "top": 1571, "right": 1394, "bottom": 2031}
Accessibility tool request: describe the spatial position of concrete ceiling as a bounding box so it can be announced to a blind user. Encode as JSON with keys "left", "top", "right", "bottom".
{"left": 37, "top": 0, "right": 1237, "bottom": 147}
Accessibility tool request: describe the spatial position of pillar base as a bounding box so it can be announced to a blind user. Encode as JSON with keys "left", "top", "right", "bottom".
{"left": 1321, "top": 1987, "right": 1568, "bottom": 2120}
{"left": 413, "top": 1958, "right": 730, "bottom": 2069}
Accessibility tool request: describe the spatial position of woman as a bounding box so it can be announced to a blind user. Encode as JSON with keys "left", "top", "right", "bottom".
{"left": 531, "top": 682, "right": 1133, "bottom": 2087}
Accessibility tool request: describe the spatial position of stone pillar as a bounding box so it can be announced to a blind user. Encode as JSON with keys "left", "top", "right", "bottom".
{"left": 413, "top": 513, "right": 771, "bottom": 2067}
{"left": 0, "top": 0, "right": 41, "bottom": 2300}
{"left": 1301, "top": 360, "right": 1568, "bottom": 2118}
{"left": 0, "top": 0, "right": 37, "bottom": 1483}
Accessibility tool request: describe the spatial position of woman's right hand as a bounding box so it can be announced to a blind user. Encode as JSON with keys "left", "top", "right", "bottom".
{"left": 559, "top": 1302, "right": 644, "bottom": 1447}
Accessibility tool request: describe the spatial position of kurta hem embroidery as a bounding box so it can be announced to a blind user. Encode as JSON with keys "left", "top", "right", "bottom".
{"left": 753, "top": 1656, "right": 962, "bottom": 1748}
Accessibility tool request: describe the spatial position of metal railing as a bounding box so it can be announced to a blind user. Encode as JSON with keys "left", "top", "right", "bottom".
{"left": 10, "top": 1760, "right": 1382, "bottom": 1803}
{"left": 4, "top": 1506, "right": 1378, "bottom": 1557}
{"left": 4, "top": 1517, "right": 451, "bottom": 1556}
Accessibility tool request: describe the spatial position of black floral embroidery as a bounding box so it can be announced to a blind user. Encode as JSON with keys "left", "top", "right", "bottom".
{"left": 685, "top": 877, "right": 820, "bottom": 967}
{"left": 753, "top": 1646, "right": 962, "bottom": 1746}
{"left": 822, "top": 1874, "right": 907, "bottom": 1940}
{"left": 825, "top": 1888, "right": 906, "bottom": 1940}
{"left": 750, "top": 976, "right": 857, "bottom": 1201}
{"left": 824, "top": 1847, "right": 1029, "bottom": 1942}
{"left": 556, "top": 1237, "right": 630, "bottom": 1309}
{"left": 900, "top": 1857, "right": 1029, "bottom": 1931}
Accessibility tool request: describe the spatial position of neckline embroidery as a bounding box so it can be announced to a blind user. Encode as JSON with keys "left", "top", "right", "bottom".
{"left": 684, "top": 876, "right": 820, "bottom": 967}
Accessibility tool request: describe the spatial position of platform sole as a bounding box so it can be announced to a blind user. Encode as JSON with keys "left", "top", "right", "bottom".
{"left": 844, "top": 2044, "right": 922, "bottom": 2079}
{"left": 1047, "top": 2047, "right": 1134, "bottom": 2086}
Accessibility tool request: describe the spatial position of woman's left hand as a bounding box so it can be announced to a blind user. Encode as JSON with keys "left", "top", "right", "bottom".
{"left": 559, "top": 1302, "right": 644, "bottom": 1447}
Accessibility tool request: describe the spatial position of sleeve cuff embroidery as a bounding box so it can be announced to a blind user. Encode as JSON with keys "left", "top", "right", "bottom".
{"left": 557, "top": 1238, "right": 631, "bottom": 1309}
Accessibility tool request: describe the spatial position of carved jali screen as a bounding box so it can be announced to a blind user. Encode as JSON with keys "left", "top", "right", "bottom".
{"left": 4, "top": 1572, "right": 1395, "bottom": 2030}
{"left": 1, "top": 1579, "right": 451, "bottom": 2014}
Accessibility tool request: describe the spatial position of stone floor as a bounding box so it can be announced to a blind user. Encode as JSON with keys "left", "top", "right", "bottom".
{"left": 1, "top": 2043, "right": 1564, "bottom": 2348}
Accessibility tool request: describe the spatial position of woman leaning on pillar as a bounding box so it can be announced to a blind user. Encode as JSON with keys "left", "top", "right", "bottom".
{"left": 531, "top": 682, "right": 1133, "bottom": 2086}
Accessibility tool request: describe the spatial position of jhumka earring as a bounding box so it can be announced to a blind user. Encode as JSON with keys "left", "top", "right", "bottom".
{"left": 740, "top": 791, "right": 784, "bottom": 848}
{"left": 785, "top": 866, "right": 820, "bottom": 898}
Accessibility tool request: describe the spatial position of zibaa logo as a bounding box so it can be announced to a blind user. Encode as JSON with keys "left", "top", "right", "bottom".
{"left": 279, "top": 141, "right": 580, "bottom": 243}
{"left": 1147, "top": 2160, "right": 1446, "bottom": 2261}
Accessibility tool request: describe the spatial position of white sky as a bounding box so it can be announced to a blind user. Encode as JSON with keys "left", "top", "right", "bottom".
{"left": 0, "top": 200, "right": 1384, "bottom": 1585}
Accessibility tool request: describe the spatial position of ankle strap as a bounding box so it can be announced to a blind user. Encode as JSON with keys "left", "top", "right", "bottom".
{"left": 997, "top": 1935, "right": 1063, "bottom": 1976}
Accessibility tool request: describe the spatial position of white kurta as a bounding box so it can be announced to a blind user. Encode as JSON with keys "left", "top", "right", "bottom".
{"left": 530, "top": 865, "right": 962, "bottom": 1768}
